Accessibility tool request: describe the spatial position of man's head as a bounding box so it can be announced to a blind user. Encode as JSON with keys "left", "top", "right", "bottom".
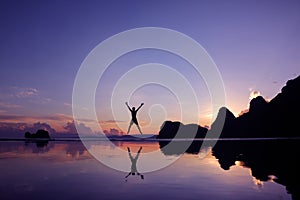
{"left": 132, "top": 107, "right": 135, "bottom": 111}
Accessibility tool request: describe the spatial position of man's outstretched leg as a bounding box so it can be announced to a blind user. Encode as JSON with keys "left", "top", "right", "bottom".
{"left": 127, "top": 121, "right": 133, "bottom": 134}
{"left": 137, "top": 124, "right": 143, "bottom": 134}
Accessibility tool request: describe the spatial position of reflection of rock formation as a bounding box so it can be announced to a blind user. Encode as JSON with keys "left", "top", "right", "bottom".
{"left": 25, "top": 140, "right": 49, "bottom": 148}
{"left": 24, "top": 140, "right": 52, "bottom": 153}
{"left": 210, "top": 75, "right": 300, "bottom": 138}
{"left": 157, "top": 121, "right": 208, "bottom": 139}
{"left": 212, "top": 140, "right": 300, "bottom": 200}
{"left": 159, "top": 140, "right": 210, "bottom": 156}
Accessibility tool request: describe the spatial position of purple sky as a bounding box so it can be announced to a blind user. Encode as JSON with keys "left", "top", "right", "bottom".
{"left": 0, "top": 0, "right": 299, "bottom": 134}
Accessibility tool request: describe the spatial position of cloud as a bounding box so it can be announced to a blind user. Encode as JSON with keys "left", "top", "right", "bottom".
{"left": 0, "top": 122, "right": 56, "bottom": 138}
{"left": 0, "top": 113, "right": 75, "bottom": 133}
{"left": 99, "top": 120, "right": 127, "bottom": 136}
{"left": 0, "top": 122, "right": 26, "bottom": 134}
{"left": 0, "top": 113, "right": 73, "bottom": 123}
{"left": 63, "top": 120, "right": 93, "bottom": 134}
{"left": 64, "top": 102, "right": 72, "bottom": 108}
{"left": 103, "top": 128, "right": 124, "bottom": 136}
{"left": 2, "top": 86, "right": 54, "bottom": 104}
{"left": 99, "top": 120, "right": 126, "bottom": 124}
{"left": 0, "top": 102, "right": 21, "bottom": 109}
{"left": 249, "top": 90, "right": 261, "bottom": 100}
{"left": 27, "top": 122, "right": 57, "bottom": 133}
{"left": 0, "top": 119, "right": 96, "bottom": 137}
{"left": 0, "top": 115, "right": 29, "bottom": 121}
{"left": 42, "top": 114, "right": 73, "bottom": 121}
{"left": 15, "top": 87, "right": 38, "bottom": 98}
{"left": 236, "top": 89, "right": 262, "bottom": 116}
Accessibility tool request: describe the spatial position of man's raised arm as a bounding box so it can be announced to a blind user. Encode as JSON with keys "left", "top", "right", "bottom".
{"left": 125, "top": 102, "right": 132, "bottom": 111}
{"left": 136, "top": 103, "right": 144, "bottom": 111}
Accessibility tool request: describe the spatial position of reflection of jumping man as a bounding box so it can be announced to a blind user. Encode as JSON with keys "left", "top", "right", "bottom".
{"left": 125, "top": 102, "right": 144, "bottom": 134}
{"left": 125, "top": 147, "right": 144, "bottom": 180}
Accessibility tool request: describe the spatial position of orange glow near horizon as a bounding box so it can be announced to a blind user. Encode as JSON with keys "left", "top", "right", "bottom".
{"left": 0, "top": 93, "right": 259, "bottom": 134}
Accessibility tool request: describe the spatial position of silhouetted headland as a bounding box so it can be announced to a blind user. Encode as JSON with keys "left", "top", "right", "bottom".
{"left": 158, "top": 75, "right": 300, "bottom": 139}
{"left": 159, "top": 140, "right": 205, "bottom": 156}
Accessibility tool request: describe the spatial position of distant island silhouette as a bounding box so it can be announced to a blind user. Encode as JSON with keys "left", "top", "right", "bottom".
{"left": 24, "top": 129, "right": 50, "bottom": 139}
{"left": 158, "top": 75, "right": 300, "bottom": 139}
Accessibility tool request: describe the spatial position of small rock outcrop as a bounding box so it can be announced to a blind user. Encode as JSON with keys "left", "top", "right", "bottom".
{"left": 157, "top": 121, "right": 208, "bottom": 139}
{"left": 24, "top": 129, "right": 50, "bottom": 139}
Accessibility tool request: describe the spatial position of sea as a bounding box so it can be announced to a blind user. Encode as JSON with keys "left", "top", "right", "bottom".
{"left": 0, "top": 136, "right": 299, "bottom": 200}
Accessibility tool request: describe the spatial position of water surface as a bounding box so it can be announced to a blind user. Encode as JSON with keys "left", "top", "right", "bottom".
{"left": 0, "top": 138, "right": 299, "bottom": 200}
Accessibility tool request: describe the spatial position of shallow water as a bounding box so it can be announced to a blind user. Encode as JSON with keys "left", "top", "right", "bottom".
{"left": 0, "top": 139, "right": 299, "bottom": 200}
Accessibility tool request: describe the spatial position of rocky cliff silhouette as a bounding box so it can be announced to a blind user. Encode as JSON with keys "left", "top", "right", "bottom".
{"left": 158, "top": 75, "right": 300, "bottom": 138}
{"left": 209, "top": 75, "right": 300, "bottom": 138}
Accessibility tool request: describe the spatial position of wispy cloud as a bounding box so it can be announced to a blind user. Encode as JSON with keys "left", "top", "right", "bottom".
{"left": 0, "top": 102, "right": 21, "bottom": 109}
{"left": 15, "top": 87, "right": 38, "bottom": 98}
{"left": 63, "top": 120, "right": 93, "bottom": 134}
{"left": 249, "top": 90, "right": 261, "bottom": 100}
{"left": 0, "top": 115, "right": 26, "bottom": 121}
{"left": 64, "top": 102, "right": 72, "bottom": 108}
{"left": 0, "top": 113, "right": 73, "bottom": 122}
{"left": 0, "top": 86, "right": 55, "bottom": 105}
{"left": 103, "top": 128, "right": 124, "bottom": 136}
{"left": 99, "top": 120, "right": 126, "bottom": 124}
{"left": 0, "top": 121, "right": 56, "bottom": 136}
{"left": 0, "top": 118, "right": 96, "bottom": 137}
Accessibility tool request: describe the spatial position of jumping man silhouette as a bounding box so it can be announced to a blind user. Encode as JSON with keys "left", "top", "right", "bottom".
{"left": 125, "top": 102, "right": 144, "bottom": 134}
